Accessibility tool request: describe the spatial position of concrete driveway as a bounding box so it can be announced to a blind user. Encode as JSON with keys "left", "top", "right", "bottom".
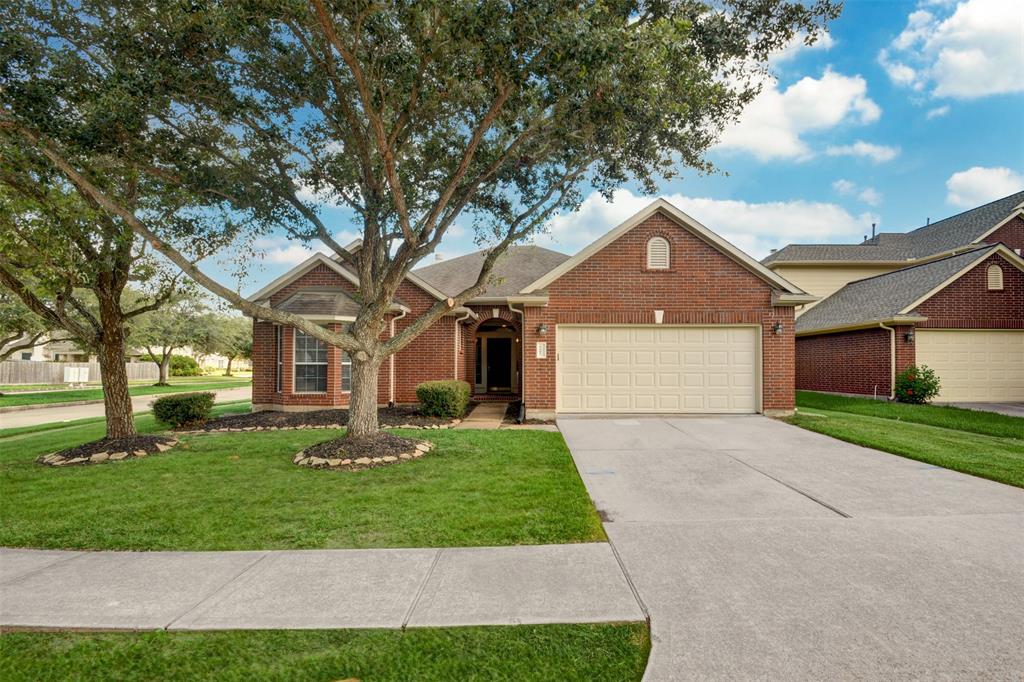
{"left": 559, "top": 415, "right": 1024, "bottom": 681}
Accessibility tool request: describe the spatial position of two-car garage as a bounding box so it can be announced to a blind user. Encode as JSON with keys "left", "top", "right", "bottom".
{"left": 916, "top": 330, "right": 1024, "bottom": 402}
{"left": 556, "top": 325, "right": 759, "bottom": 414}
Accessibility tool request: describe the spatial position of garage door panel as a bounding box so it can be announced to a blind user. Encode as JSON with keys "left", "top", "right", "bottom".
{"left": 557, "top": 325, "right": 758, "bottom": 414}
{"left": 917, "top": 330, "right": 1024, "bottom": 402}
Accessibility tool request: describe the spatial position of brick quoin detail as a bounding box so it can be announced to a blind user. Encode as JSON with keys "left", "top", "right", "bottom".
{"left": 521, "top": 212, "right": 795, "bottom": 412}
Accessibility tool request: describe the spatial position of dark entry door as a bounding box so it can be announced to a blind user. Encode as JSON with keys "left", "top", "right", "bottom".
{"left": 487, "top": 338, "right": 512, "bottom": 391}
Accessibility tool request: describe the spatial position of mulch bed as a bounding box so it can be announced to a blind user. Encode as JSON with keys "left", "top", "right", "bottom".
{"left": 37, "top": 435, "right": 178, "bottom": 467}
{"left": 292, "top": 433, "right": 434, "bottom": 471}
{"left": 181, "top": 405, "right": 466, "bottom": 433}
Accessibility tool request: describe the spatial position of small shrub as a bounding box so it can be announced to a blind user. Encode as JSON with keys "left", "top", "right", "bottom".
{"left": 152, "top": 392, "right": 215, "bottom": 427}
{"left": 169, "top": 355, "right": 201, "bottom": 376}
{"left": 416, "top": 380, "right": 472, "bottom": 418}
{"left": 894, "top": 364, "right": 941, "bottom": 404}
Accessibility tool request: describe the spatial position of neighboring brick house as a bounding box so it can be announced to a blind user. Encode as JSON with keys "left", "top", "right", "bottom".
{"left": 763, "top": 191, "right": 1024, "bottom": 403}
{"left": 248, "top": 200, "right": 813, "bottom": 418}
{"left": 795, "top": 245, "right": 1024, "bottom": 402}
{"left": 763, "top": 191, "right": 1024, "bottom": 315}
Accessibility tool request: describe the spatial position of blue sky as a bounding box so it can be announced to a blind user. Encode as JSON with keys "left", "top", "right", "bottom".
{"left": 237, "top": 0, "right": 1024, "bottom": 295}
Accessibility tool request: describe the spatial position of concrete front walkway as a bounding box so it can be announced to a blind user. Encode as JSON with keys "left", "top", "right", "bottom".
{"left": 455, "top": 401, "right": 507, "bottom": 429}
{"left": 559, "top": 415, "right": 1024, "bottom": 681}
{"left": 0, "top": 543, "right": 643, "bottom": 630}
{"left": 0, "top": 387, "right": 252, "bottom": 429}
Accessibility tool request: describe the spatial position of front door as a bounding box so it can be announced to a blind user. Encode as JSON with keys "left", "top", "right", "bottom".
{"left": 486, "top": 337, "right": 512, "bottom": 391}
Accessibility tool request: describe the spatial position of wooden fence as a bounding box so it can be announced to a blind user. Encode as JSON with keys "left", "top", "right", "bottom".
{"left": 0, "top": 361, "right": 159, "bottom": 385}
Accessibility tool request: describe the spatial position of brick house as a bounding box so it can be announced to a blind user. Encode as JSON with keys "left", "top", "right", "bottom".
{"left": 249, "top": 200, "right": 812, "bottom": 418}
{"left": 794, "top": 245, "right": 1024, "bottom": 401}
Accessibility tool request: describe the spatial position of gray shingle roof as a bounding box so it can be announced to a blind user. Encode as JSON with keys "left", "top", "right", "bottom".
{"left": 764, "top": 191, "right": 1024, "bottom": 265}
{"left": 795, "top": 245, "right": 999, "bottom": 334}
{"left": 274, "top": 289, "right": 362, "bottom": 317}
{"left": 413, "top": 244, "right": 570, "bottom": 298}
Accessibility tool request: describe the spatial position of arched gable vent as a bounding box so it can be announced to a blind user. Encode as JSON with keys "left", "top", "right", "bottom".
{"left": 987, "top": 264, "right": 1003, "bottom": 290}
{"left": 646, "top": 236, "right": 670, "bottom": 269}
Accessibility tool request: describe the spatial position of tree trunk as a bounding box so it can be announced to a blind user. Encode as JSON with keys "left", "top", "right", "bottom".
{"left": 224, "top": 356, "right": 233, "bottom": 376}
{"left": 158, "top": 354, "right": 171, "bottom": 385}
{"left": 97, "top": 301, "right": 136, "bottom": 439}
{"left": 347, "top": 352, "right": 381, "bottom": 439}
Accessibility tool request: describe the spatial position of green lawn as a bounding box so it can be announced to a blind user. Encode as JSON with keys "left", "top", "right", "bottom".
{"left": 0, "top": 624, "right": 650, "bottom": 681}
{"left": 0, "top": 415, "right": 605, "bottom": 550}
{"left": 791, "top": 393, "right": 1024, "bottom": 488}
{"left": 0, "top": 377, "right": 251, "bottom": 408}
{"left": 796, "top": 391, "right": 1024, "bottom": 440}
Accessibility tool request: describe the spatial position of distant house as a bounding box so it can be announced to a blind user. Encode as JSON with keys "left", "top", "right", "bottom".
{"left": 764, "top": 192, "right": 1024, "bottom": 402}
{"left": 248, "top": 200, "right": 812, "bottom": 419}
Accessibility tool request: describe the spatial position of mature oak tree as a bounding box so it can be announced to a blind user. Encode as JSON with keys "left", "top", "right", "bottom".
{"left": 132, "top": 292, "right": 206, "bottom": 385}
{"left": 0, "top": 0, "right": 838, "bottom": 438}
{"left": 0, "top": 184, "right": 179, "bottom": 438}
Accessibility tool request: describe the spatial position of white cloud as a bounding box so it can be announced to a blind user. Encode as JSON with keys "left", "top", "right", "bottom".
{"left": 769, "top": 31, "right": 835, "bottom": 64}
{"left": 832, "top": 179, "right": 856, "bottom": 195}
{"left": 879, "top": 0, "right": 1024, "bottom": 99}
{"left": 717, "top": 68, "right": 881, "bottom": 161}
{"left": 946, "top": 166, "right": 1024, "bottom": 207}
{"left": 831, "top": 179, "right": 882, "bottom": 206}
{"left": 858, "top": 187, "right": 883, "bottom": 206}
{"left": 534, "top": 189, "right": 878, "bottom": 259}
{"left": 254, "top": 232, "right": 359, "bottom": 265}
{"left": 926, "top": 105, "right": 951, "bottom": 119}
{"left": 825, "top": 140, "right": 901, "bottom": 163}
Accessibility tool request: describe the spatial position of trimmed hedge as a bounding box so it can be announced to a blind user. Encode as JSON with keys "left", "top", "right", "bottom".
{"left": 169, "top": 355, "right": 201, "bottom": 377}
{"left": 416, "top": 380, "right": 472, "bottom": 419}
{"left": 152, "top": 392, "right": 215, "bottom": 427}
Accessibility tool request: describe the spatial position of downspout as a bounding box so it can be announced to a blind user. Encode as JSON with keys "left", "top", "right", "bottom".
{"left": 454, "top": 311, "right": 473, "bottom": 380}
{"left": 389, "top": 309, "right": 407, "bottom": 406}
{"left": 878, "top": 322, "right": 896, "bottom": 400}
{"left": 508, "top": 303, "right": 526, "bottom": 410}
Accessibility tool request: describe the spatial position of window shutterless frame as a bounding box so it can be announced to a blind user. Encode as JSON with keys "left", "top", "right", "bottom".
{"left": 275, "top": 326, "right": 283, "bottom": 393}
{"left": 293, "top": 328, "right": 328, "bottom": 393}
{"left": 340, "top": 351, "right": 352, "bottom": 392}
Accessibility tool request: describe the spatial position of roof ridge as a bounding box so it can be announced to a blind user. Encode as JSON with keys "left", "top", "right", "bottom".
{"left": 842, "top": 243, "right": 997, "bottom": 286}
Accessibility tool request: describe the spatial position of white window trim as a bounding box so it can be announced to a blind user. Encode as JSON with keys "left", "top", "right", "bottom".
{"left": 987, "top": 264, "right": 1004, "bottom": 290}
{"left": 646, "top": 236, "right": 670, "bottom": 269}
{"left": 275, "top": 326, "right": 283, "bottom": 393}
{"left": 293, "top": 328, "right": 328, "bottom": 394}
{"left": 340, "top": 351, "right": 352, "bottom": 393}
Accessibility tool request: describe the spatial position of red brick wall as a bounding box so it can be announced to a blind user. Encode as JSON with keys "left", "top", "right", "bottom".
{"left": 796, "top": 325, "right": 916, "bottom": 397}
{"left": 521, "top": 211, "right": 796, "bottom": 412}
{"left": 252, "top": 262, "right": 461, "bottom": 408}
{"left": 982, "top": 216, "right": 1024, "bottom": 253}
{"left": 914, "top": 253, "right": 1024, "bottom": 329}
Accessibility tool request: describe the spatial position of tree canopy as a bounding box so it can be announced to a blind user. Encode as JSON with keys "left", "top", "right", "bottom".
{"left": 1, "top": 0, "right": 839, "bottom": 435}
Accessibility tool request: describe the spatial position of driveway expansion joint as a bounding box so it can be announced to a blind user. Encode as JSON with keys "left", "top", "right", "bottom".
{"left": 725, "top": 452, "right": 853, "bottom": 519}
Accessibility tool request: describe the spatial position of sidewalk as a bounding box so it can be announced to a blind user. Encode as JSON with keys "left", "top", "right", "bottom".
{"left": 0, "top": 387, "right": 252, "bottom": 429}
{"left": 0, "top": 544, "right": 643, "bottom": 630}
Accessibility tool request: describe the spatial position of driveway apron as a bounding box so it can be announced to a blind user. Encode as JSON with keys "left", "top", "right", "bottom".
{"left": 559, "top": 415, "right": 1024, "bottom": 681}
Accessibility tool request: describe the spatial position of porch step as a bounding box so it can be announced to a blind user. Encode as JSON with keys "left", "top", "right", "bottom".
{"left": 456, "top": 402, "right": 508, "bottom": 430}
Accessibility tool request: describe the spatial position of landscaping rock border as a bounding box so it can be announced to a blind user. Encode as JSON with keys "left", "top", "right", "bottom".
{"left": 293, "top": 439, "right": 435, "bottom": 471}
{"left": 37, "top": 436, "right": 179, "bottom": 467}
{"left": 178, "top": 419, "right": 460, "bottom": 435}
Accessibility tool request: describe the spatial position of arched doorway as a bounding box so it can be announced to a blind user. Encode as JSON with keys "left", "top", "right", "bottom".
{"left": 473, "top": 318, "right": 522, "bottom": 396}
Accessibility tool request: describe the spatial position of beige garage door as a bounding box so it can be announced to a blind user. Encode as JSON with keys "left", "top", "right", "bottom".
{"left": 556, "top": 325, "right": 758, "bottom": 413}
{"left": 917, "top": 330, "right": 1024, "bottom": 401}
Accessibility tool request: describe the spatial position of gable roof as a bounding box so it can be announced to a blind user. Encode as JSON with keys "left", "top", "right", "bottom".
{"left": 413, "top": 245, "right": 570, "bottom": 299}
{"left": 764, "top": 191, "right": 1024, "bottom": 266}
{"left": 520, "top": 199, "right": 807, "bottom": 295}
{"left": 795, "top": 244, "right": 1023, "bottom": 334}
